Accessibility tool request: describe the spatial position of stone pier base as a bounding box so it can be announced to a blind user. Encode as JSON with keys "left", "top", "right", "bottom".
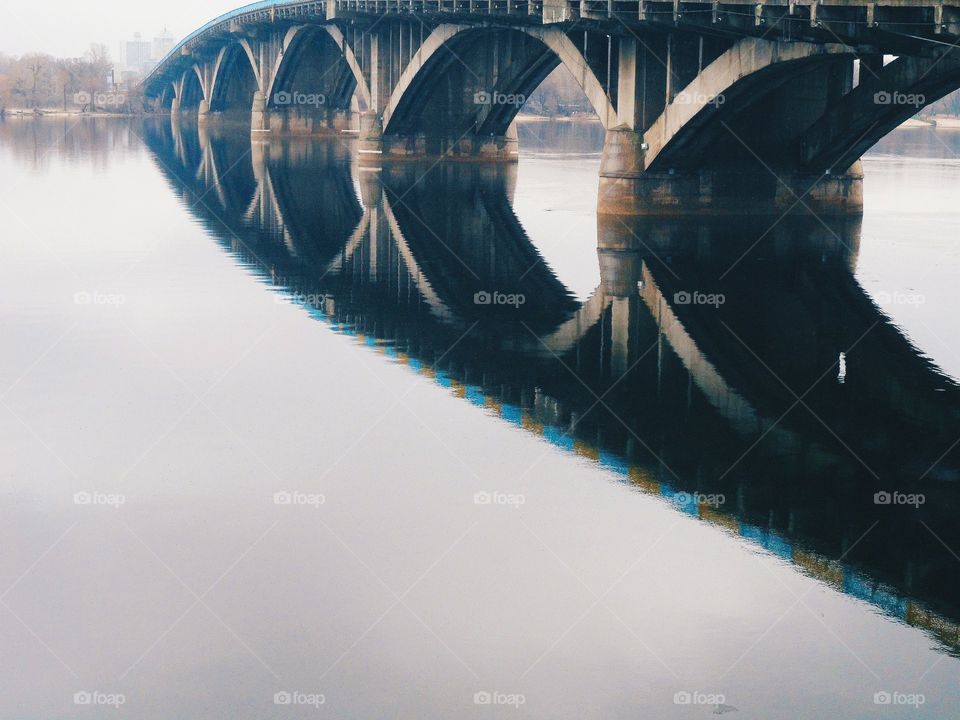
{"left": 358, "top": 115, "right": 519, "bottom": 164}
{"left": 598, "top": 128, "right": 863, "bottom": 216}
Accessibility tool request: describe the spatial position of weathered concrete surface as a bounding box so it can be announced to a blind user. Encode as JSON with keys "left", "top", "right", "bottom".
{"left": 599, "top": 125, "right": 863, "bottom": 215}
{"left": 143, "top": 2, "right": 960, "bottom": 215}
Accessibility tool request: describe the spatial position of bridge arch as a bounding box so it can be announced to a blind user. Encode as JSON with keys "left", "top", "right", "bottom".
{"left": 264, "top": 25, "right": 371, "bottom": 134}
{"left": 380, "top": 24, "right": 617, "bottom": 144}
{"left": 208, "top": 42, "right": 260, "bottom": 120}
{"left": 175, "top": 66, "right": 205, "bottom": 112}
{"left": 642, "top": 39, "right": 854, "bottom": 172}
{"left": 801, "top": 54, "right": 960, "bottom": 172}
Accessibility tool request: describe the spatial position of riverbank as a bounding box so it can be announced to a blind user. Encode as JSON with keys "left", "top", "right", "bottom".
{"left": 1, "top": 108, "right": 138, "bottom": 118}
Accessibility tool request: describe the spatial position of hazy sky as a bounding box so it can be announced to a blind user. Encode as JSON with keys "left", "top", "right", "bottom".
{"left": 2, "top": 1, "right": 244, "bottom": 58}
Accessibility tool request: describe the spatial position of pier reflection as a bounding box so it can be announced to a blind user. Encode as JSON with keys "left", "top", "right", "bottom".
{"left": 143, "top": 118, "right": 960, "bottom": 657}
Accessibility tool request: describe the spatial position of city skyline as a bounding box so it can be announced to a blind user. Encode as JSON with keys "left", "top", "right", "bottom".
{"left": 1, "top": 1, "right": 240, "bottom": 58}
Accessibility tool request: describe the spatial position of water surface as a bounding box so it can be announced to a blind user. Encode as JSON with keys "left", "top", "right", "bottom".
{"left": 1, "top": 116, "right": 959, "bottom": 718}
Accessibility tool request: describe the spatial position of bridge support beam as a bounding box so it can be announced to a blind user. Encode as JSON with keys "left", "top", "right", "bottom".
{"left": 596, "top": 37, "right": 867, "bottom": 216}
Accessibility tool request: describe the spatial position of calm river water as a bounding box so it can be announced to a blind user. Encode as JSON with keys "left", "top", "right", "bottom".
{"left": 1, "top": 117, "right": 959, "bottom": 718}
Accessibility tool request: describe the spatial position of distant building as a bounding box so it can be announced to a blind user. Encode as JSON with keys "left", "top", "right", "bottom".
{"left": 153, "top": 28, "right": 175, "bottom": 63}
{"left": 125, "top": 32, "right": 153, "bottom": 74}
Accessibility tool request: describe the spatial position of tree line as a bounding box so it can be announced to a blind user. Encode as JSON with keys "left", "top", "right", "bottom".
{"left": 0, "top": 44, "right": 143, "bottom": 114}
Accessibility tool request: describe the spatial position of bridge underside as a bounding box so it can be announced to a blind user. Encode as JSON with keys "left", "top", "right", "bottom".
{"left": 143, "top": 1, "right": 960, "bottom": 215}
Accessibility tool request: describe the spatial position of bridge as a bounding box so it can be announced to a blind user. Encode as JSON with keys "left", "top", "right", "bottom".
{"left": 141, "top": 0, "right": 960, "bottom": 215}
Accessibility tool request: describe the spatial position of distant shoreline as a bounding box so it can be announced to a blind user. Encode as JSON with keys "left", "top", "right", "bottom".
{"left": 4, "top": 108, "right": 960, "bottom": 130}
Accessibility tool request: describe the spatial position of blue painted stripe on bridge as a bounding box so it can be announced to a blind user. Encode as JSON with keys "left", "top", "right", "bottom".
{"left": 465, "top": 385, "right": 486, "bottom": 407}
{"left": 660, "top": 487, "right": 698, "bottom": 516}
{"left": 500, "top": 403, "right": 523, "bottom": 427}
{"left": 739, "top": 524, "right": 794, "bottom": 561}
{"left": 542, "top": 426, "right": 575, "bottom": 451}
{"left": 843, "top": 572, "right": 909, "bottom": 619}
{"left": 598, "top": 452, "right": 630, "bottom": 477}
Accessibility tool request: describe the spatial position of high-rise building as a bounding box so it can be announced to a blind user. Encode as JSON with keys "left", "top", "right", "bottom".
{"left": 152, "top": 28, "right": 175, "bottom": 63}
{"left": 125, "top": 32, "right": 152, "bottom": 74}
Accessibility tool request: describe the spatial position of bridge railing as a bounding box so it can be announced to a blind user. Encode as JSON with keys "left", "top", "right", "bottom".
{"left": 146, "top": 0, "right": 330, "bottom": 87}
{"left": 331, "top": 0, "right": 544, "bottom": 13}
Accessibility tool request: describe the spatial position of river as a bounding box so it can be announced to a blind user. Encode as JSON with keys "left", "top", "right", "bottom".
{"left": 0, "top": 116, "right": 958, "bottom": 718}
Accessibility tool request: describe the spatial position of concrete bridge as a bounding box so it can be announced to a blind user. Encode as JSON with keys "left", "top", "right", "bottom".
{"left": 142, "top": 0, "right": 960, "bottom": 214}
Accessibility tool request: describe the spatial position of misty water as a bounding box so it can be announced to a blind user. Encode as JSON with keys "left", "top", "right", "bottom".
{"left": 2, "top": 116, "right": 960, "bottom": 718}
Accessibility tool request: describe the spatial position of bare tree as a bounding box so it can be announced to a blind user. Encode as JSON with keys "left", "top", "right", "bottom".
{"left": 83, "top": 43, "right": 112, "bottom": 111}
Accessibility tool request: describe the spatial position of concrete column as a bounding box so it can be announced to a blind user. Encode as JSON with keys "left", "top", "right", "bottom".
{"left": 358, "top": 111, "right": 384, "bottom": 164}
{"left": 598, "top": 245, "right": 643, "bottom": 377}
{"left": 251, "top": 90, "right": 269, "bottom": 135}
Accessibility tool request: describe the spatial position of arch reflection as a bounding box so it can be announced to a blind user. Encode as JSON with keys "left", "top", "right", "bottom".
{"left": 142, "top": 119, "right": 960, "bottom": 656}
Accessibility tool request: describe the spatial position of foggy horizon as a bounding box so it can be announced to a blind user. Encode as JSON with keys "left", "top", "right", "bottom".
{"left": 2, "top": 1, "right": 241, "bottom": 58}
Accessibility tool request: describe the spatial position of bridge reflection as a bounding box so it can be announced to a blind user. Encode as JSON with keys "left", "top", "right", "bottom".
{"left": 142, "top": 118, "right": 960, "bottom": 656}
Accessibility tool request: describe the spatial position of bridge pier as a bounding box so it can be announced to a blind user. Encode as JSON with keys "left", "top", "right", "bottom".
{"left": 359, "top": 122, "right": 519, "bottom": 163}
{"left": 251, "top": 90, "right": 268, "bottom": 134}
{"left": 598, "top": 129, "right": 864, "bottom": 216}
{"left": 146, "top": 6, "right": 960, "bottom": 216}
